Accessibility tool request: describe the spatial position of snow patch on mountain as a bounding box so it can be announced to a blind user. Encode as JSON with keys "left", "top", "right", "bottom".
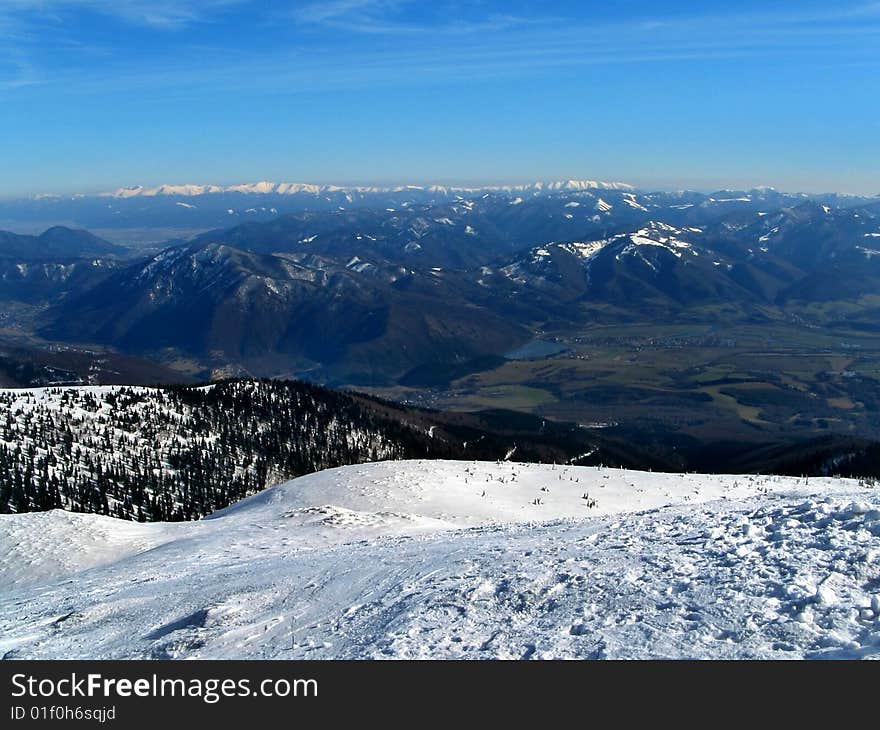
{"left": 622, "top": 193, "right": 649, "bottom": 212}
{"left": 558, "top": 240, "right": 608, "bottom": 261}
{"left": 614, "top": 222, "right": 698, "bottom": 260}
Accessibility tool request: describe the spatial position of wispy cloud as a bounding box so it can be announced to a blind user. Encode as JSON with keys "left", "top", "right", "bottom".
{"left": 295, "top": 0, "right": 398, "bottom": 26}
{"left": 0, "top": 0, "right": 243, "bottom": 30}
{"left": 0, "top": 50, "right": 38, "bottom": 90}
{"left": 291, "top": 0, "right": 550, "bottom": 35}
{"left": 1, "top": 1, "right": 879, "bottom": 97}
{"left": 0, "top": 0, "right": 246, "bottom": 89}
{"left": 290, "top": 0, "right": 880, "bottom": 36}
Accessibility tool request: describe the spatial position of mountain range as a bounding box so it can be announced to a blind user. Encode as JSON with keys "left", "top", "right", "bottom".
{"left": 24, "top": 191, "right": 880, "bottom": 379}
{"left": 2, "top": 179, "right": 874, "bottom": 229}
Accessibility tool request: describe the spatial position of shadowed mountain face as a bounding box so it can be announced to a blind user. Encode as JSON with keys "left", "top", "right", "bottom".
{"left": 39, "top": 241, "right": 529, "bottom": 381}
{"left": 0, "top": 226, "right": 124, "bottom": 260}
{"left": 0, "top": 226, "right": 127, "bottom": 303}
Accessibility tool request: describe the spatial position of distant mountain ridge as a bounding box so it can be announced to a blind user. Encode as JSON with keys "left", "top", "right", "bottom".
{"left": 46, "top": 179, "right": 638, "bottom": 199}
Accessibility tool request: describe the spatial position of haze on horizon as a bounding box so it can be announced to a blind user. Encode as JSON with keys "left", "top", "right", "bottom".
{"left": 1, "top": 0, "right": 878, "bottom": 198}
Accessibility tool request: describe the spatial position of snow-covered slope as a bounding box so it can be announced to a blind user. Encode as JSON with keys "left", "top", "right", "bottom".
{"left": 1, "top": 460, "right": 878, "bottom": 659}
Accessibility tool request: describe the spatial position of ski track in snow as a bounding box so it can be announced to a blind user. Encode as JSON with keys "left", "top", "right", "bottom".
{"left": 1, "top": 460, "right": 879, "bottom": 659}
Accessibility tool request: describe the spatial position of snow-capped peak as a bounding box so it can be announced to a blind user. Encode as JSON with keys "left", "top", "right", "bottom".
{"left": 100, "top": 179, "right": 635, "bottom": 199}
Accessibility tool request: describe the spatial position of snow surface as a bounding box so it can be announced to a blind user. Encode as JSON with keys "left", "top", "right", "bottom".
{"left": 1, "top": 460, "right": 878, "bottom": 659}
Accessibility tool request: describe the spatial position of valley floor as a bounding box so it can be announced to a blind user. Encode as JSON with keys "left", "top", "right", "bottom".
{"left": 1, "top": 461, "right": 879, "bottom": 659}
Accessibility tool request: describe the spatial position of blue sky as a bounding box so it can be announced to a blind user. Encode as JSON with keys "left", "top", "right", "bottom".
{"left": 0, "top": 0, "right": 878, "bottom": 197}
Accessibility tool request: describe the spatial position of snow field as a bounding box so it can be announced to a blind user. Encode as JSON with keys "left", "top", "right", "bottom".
{"left": 1, "top": 460, "right": 877, "bottom": 659}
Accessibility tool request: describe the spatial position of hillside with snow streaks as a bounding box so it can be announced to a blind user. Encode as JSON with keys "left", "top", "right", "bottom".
{"left": 1, "top": 460, "right": 877, "bottom": 659}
